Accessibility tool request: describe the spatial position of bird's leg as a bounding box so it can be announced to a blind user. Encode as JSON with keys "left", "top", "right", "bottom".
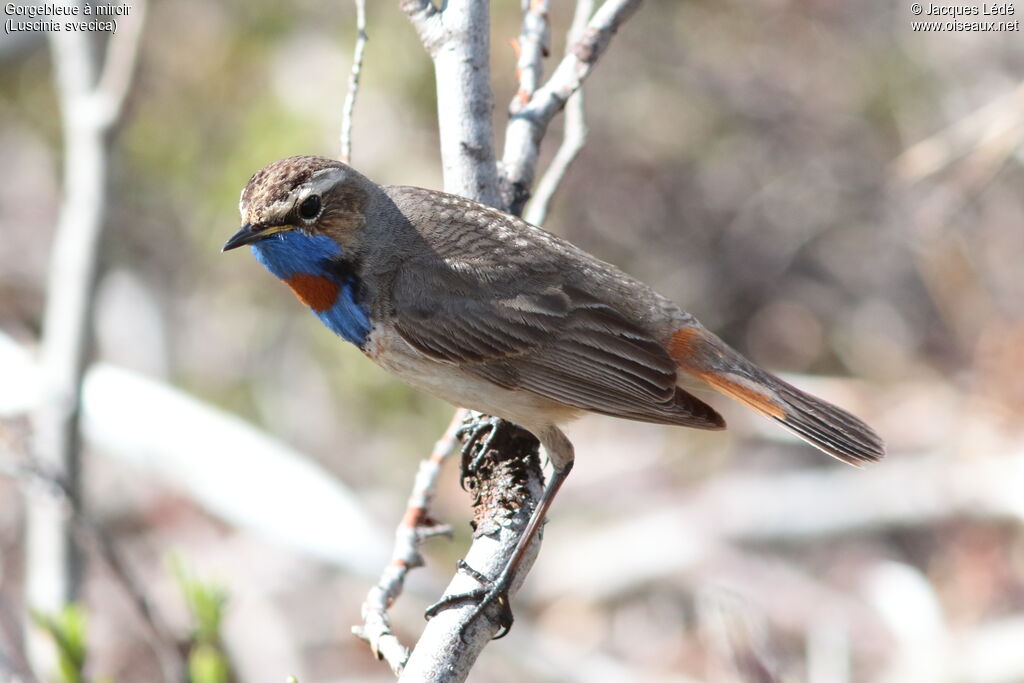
{"left": 455, "top": 413, "right": 504, "bottom": 490}
{"left": 425, "top": 426, "right": 575, "bottom": 640}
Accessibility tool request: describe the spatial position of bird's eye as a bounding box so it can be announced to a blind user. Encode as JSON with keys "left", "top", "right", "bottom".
{"left": 299, "top": 195, "right": 321, "bottom": 220}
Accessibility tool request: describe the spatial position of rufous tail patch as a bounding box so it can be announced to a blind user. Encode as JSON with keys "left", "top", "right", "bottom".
{"left": 695, "top": 372, "right": 786, "bottom": 419}
{"left": 668, "top": 326, "right": 785, "bottom": 419}
{"left": 668, "top": 326, "right": 704, "bottom": 365}
{"left": 285, "top": 273, "right": 340, "bottom": 312}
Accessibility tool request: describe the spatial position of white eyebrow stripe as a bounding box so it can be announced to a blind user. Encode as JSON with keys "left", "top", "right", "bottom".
{"left": 306, "top": 169, "right": 344, "bottom": 198}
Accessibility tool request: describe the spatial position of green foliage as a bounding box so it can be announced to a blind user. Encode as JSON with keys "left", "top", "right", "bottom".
{"left": 188, "top": 643, "right": 229, "bottom": 683}
{"left": 30, "top": 605, "right": 88, "bottom": 683}
{"left": 170, "top": 555, "right": 231, "bottom": 683}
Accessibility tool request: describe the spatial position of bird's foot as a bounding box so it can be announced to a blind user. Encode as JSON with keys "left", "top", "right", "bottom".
{"left": 423, "top": 560, "right": 515, "bottom": 641}
{"left": 456, "top": 414, "right": 505, "bottom": 491}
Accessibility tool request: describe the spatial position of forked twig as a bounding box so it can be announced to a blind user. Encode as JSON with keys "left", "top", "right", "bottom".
{"left": 524, "top": 0, "right": 594, "bottom": 226}
{"left": 502, "top": 0, "right": 643, "bottom": 214}
{"left": 352, "top": 409, "right": 465, "bottom": 675}
{"left": 509, "top": 0, "right": 551, "bottom": 114}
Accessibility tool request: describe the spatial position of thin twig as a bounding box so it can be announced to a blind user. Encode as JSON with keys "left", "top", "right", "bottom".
{"left": 340, "top": 0, "right": 368, "bottom": 164}
{"left": 509, "top": 0, "right": 552, "bottom": 115}
{"left": 524, "top": 0, "right": 594, "bottom": 226}
{"left": 352, "top": 409, "right": 465, "bottom": 675}
{"left": 501, "top": 0, "right": 643, "bottom": 214}
{"left": 523, "top": 91, "right": 586, "bottom": 226}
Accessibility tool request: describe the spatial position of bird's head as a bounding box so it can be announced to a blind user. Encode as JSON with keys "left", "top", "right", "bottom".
{"left": 222, "top": 156, "right": 379, "bottom": 346}
{"left": 222, "top": 155, "right": 376, "bottom": 256}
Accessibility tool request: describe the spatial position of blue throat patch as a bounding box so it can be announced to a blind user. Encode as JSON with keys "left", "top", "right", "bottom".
{"left": 251, "top": 231, "right": 371, "bottom": 347}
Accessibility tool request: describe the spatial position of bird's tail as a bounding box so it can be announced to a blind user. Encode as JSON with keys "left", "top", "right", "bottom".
{"left": 668, "top": 327, "right": 885, "bottom": 466}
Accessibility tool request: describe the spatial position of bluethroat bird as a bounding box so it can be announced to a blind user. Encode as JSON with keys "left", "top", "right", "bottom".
{"left": 223, "top": 155, "right": 885, "bottom": 633}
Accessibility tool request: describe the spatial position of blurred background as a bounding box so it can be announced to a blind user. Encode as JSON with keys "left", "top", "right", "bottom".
{"left": 1, "top": 0, "right": 1023, "bottom": 681}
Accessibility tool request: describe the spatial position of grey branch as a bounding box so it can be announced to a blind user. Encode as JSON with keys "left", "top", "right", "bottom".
{"left": 340, "top": 0, "right": 368, "bottom": 164}
{"left": 389, "top": 0, "right": 643, "bottom": 678}
{"left": 352, "top": 410, "right": 464, "bottom": 675}
{"left": 397, "top": 0, "right": 546, "bottom": 678}
{"left": 399, "top": 419, "right": 544, "bottom": 683}
{"left": 524, "top": 0, "right": 594, "bottom": 226}
{"left": 501, "top": 0, "right": 642, "bottom": 214}
{"left": 27, "top": 1, "right": 146, "bottom": 676}
{"left": 523, "top": 91, "right": 586, "bottom": 226}
{"left": 402, "top": 0, "right": 502, "bottom": 207}
{"left": 399, "top": 0, "right": 444, "bottom": 53}
{"left": 509, "top": 0, "right": 552, "bottom": 116}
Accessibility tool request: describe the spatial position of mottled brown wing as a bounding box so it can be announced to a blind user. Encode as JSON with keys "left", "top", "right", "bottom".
{"left": 389, "top": 255, "right": 724, "bottom": 429}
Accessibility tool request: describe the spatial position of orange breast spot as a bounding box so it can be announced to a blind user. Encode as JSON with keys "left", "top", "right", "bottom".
{"left": 285, "top": 273, "right": 339, "bottom": 312}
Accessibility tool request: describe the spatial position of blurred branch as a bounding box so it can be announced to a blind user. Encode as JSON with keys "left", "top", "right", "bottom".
{"left": 501, "top": 0, "right": 642, "bottom": 214}
{"left": 3, "top": 447, "right": 184, "bottom": 683}
{"left": 533, "top": 446, "right": 1024, "bottom": 600}
{"left": 524, "top": 0, "right": 593, "bottom": 226}
{"left": 93, "top": 0, "right": 147, "bottom": 128}
{"left": 352, "top": 410, "right": 463, "bottom": 675}
{"left": 0, "top": 595, "right": 36, "bottom": 683}
{"left": 0, "top": 335, "right": 390, "bottom": 574}
{"left": 28, "top": 2, "right": 145, "bottom": 675}
{"left": 891, "top": 81, "right": 1024, "bottom": 185}
{"left": 697, "top": 588, "right": 778, "bottom": 683}
{"left": 890, "top": 83, "right": 1024, "bottom": 355}
{"left": 82, "top": 363, "right": 393, "bottom": 572}
{"left": 340, "top": 0, "right": 368, "bottom": 164}
{"left": 862, "top": 562, "right": 951, "bottom": 682}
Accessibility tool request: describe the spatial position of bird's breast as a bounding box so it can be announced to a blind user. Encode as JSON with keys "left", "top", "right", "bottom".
{"left": 283, "top": 269, "right": 371, "bottom": 347}
{"left": 285, "top": 273, "right": 340, "bottom": 312}
{"left": 360, "top": 325, "right": 583, "bottom": 429}
{"left": 250, "top": 233, "right": 373, "bottom": 347}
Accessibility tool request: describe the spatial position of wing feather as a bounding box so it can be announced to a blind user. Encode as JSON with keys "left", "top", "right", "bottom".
{"left": 390, "top": 251, "right": 722, "bottom": 428}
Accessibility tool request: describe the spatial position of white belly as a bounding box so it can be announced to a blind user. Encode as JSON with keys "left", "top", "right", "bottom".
{"left": 361, "top": 327, "right": 582, "bottom": 431}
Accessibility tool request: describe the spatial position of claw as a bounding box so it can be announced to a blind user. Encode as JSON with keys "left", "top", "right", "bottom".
{"left": 423, "top": 587, "right": 487, "bottom": 620}
{"left": 454, "top": 559, "right": 488, "bottom": 584}
{"left": 456, "top": 415, "right": 504, "bottom": 490}
{"left": 422, "top": 560, "right": 516, "bottom": 641}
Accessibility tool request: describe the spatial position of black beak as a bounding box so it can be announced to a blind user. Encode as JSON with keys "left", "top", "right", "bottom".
{"left": 222, "top": 223, "right": 268, "bottom": 252}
